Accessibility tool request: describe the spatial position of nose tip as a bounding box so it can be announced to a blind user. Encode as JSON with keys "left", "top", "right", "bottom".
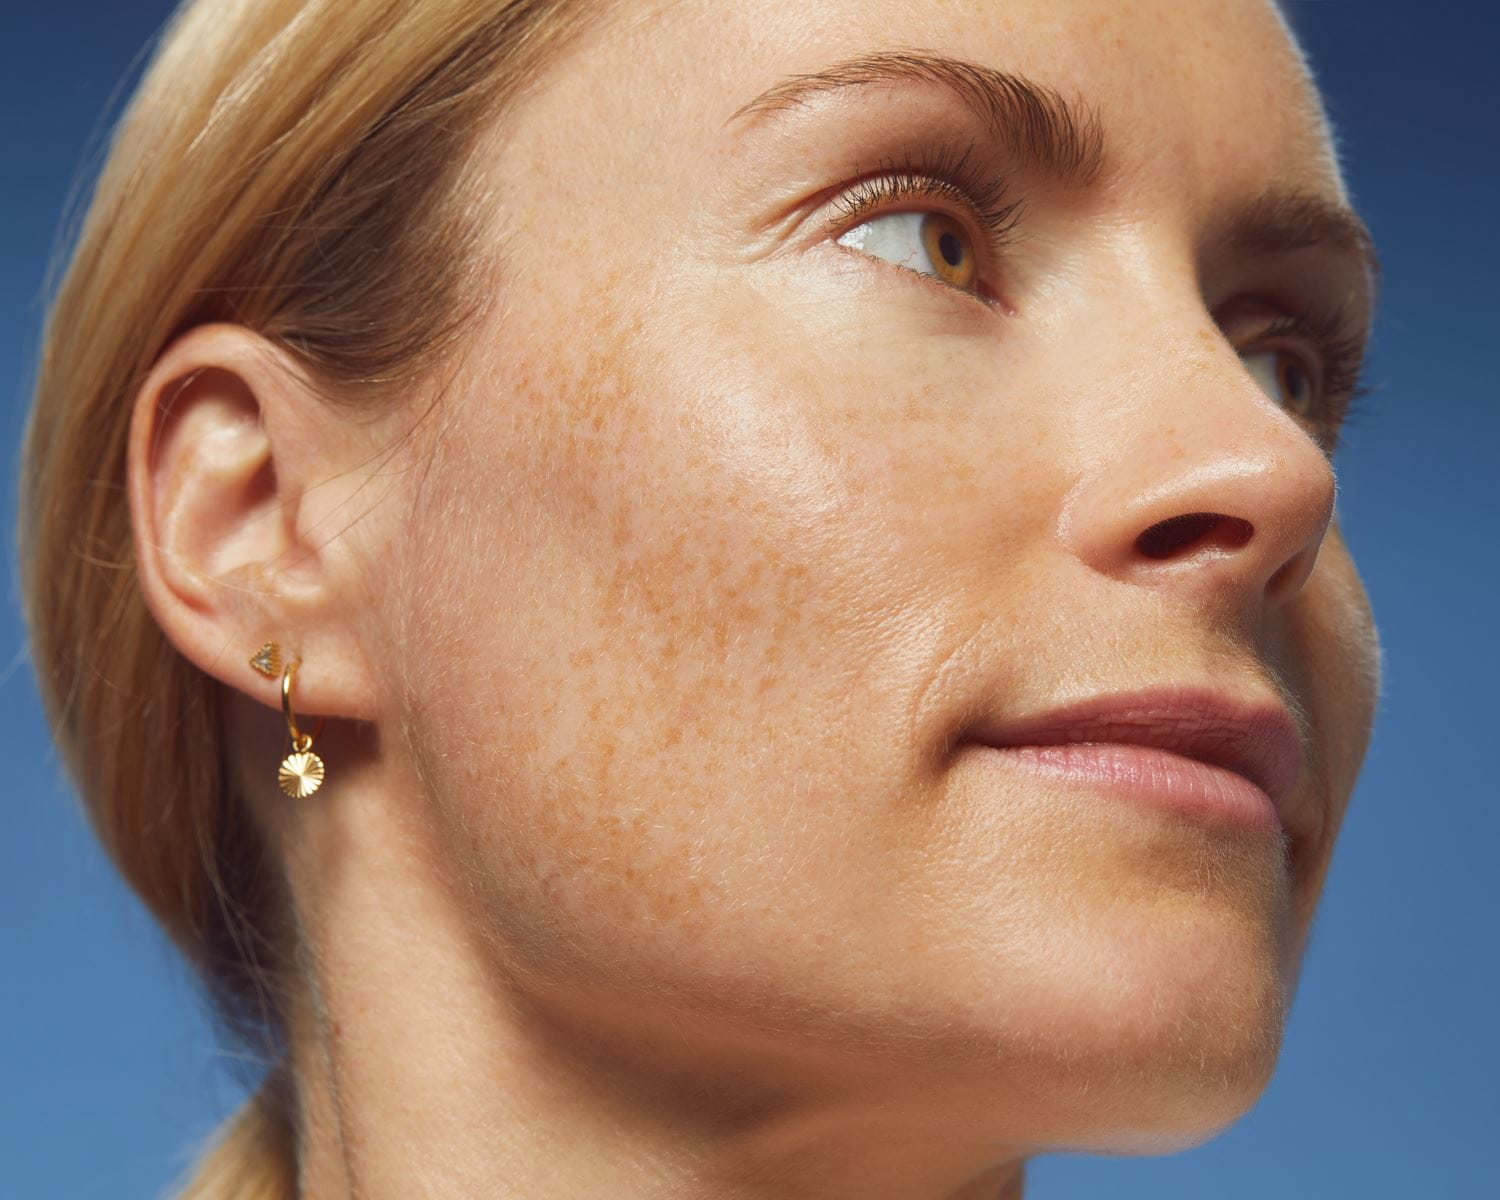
{"left": 1063, "top": 448, "right": 1337, "bottom": 610}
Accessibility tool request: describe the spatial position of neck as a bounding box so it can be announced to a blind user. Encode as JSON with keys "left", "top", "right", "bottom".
{"left": 274, "top": 775, "right": 1028, "bottom": 1200}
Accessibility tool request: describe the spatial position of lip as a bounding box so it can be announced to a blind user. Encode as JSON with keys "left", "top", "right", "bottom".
{"left": 965, "top": 685, "right": 1305, "bottom": 818}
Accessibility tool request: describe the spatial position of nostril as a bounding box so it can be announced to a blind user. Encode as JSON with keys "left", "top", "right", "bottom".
{"left": 1135, "top": 512, "right": 1254, "bottom": 561}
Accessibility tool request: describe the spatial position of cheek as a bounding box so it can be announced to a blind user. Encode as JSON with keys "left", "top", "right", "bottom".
{"left": 1272, "top": 527, "right": 1380, "bottom": 915}
{"left": 1298, "top": 530, "right": 1380, "bottom": 806}
{"left": 374, "top": 297, "right": 972, "bottom": 1003}
{"left": 359, "top": 276, "right": 1345, "bottom": 1109}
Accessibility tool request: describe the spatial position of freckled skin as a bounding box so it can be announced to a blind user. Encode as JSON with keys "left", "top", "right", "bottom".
{"left": 267, "top": 0, "right": 1380, "bottom": 1196}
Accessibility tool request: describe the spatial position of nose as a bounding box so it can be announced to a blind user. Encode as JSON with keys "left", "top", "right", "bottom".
{"left": 1058, "top": 336, "right": 1337, "bottom": 614}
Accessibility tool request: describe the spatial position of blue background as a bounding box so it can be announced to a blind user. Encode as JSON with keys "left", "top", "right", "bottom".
{"left": 2, "top": 2, "right": 1495, "bottom": 1196}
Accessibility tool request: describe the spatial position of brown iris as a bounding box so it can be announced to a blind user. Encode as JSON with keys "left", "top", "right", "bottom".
{"left": 1276, "top": 352, "right": 1315, "bottom": 417}
{"left": 919, "top": 212, "right": 976, "bottom": 290}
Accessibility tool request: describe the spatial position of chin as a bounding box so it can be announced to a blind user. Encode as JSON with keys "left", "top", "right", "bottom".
{"left": 1042, "top": 935, "right": 1288, "bottom": 1151}
{"left": 907, "top": 896, "right": 1292, "bottom": 1153}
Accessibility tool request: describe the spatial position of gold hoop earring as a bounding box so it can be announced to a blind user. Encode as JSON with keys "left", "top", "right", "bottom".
{"left": 278, "top": 658, "right": 327, "bottom": 798}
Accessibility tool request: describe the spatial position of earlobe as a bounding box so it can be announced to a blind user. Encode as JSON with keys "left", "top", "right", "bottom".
{"left": 127, "top": 323, "right": 381, "bottom": 723}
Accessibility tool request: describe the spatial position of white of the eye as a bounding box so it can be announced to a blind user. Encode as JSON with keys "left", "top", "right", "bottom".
{"left": 1241, "top": 347, "right": 1313, "bottom": 415}
{"left": 837, "top": 212, "right": 937, "bottom": 277}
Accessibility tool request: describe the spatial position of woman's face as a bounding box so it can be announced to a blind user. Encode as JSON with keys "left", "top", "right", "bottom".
{"left": 364, "top": 0, "right": 1378, "bottom": 1151}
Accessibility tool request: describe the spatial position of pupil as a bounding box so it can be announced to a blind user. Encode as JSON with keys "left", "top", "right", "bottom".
{"left": 1282, "top": 360, "right": 1310, "bottom": 408}
{"left": 938, "top": 231, "right": 963, "bottom": 267}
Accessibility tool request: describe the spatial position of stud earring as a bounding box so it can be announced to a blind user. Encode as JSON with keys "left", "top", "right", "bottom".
{"left": 277, "top": 657, "right": 326, "bottom": 798}
{"left": 249, "top": 642, "right": 280, "bottom": 678}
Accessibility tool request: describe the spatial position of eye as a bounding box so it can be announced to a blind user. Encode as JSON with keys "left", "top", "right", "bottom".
{"left": 836, "top": 210, "right": 979, "bottom": 293}
{"left": 1241, "top": 347, "right": 1317, "bottom": 419}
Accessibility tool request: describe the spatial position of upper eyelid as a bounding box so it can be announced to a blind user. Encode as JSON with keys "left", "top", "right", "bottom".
{"left": 818, "top": 168, "right": 1021, "bottom": 306}
{"left": 821, "top": 182, "right": 983, "bottom": 253}
{"left": 1223, "top": 305, "right": 1367, "bottom": 377}
{"left": 827, "top": 147, "right": 1023, "bottom": 235}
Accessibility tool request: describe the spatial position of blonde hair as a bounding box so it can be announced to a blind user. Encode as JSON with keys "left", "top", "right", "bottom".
{"left": 18, "top": 0, "right": 593, "bottom": 1193}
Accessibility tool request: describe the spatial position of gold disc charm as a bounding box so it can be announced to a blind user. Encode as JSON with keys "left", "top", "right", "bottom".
{"left": 278, "top": 750, "right": 326, "bottom": 798}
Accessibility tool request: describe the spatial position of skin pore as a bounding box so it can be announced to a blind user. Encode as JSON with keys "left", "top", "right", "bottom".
{"left": 129, "top": 0, "right": 1380, "bottom": 1196}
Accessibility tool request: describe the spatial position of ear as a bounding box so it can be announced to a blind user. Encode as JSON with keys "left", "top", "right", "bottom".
{"left": 127, "top": 323, "right": 386, "bottom": 724}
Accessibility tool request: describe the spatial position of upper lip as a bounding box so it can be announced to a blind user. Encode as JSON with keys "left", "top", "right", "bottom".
{"left": 966, "top": 685, "right": 1305, "bottom": 808}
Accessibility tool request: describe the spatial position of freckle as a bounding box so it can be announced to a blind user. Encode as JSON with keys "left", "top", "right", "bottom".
{"left": 649, "top": 890, "right": 675, "bottom": 921}
{"left": 515, "top": 728, "right": 542, "bottom": 756}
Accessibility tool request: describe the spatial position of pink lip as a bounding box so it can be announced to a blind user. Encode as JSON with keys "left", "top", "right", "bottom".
{"left": 965, "top": 685, "right": 1305, "bottom": 830}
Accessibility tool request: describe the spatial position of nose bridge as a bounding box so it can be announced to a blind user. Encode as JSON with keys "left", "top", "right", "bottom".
{"left": 1056, "top": 291, "right": 1338, "bottom": 614}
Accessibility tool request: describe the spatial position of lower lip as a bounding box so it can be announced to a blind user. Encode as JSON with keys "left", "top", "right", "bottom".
{"left": 972, "top": 742, "right": 1281, "bottom": 833}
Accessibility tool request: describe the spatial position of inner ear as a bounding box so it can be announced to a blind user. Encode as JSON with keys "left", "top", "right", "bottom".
{"left": 148, "top": 364, "right": 293, "bottom": 594}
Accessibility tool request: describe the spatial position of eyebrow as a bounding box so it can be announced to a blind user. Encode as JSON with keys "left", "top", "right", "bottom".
{"left": 1221, "top": 188, "right": 1382, "bottom": 303}
{"left": 725, "top": 49, "right": 1378, "bottom": 306}
{"left": 724, "top": 49, "right": 1107, "bottom": 186}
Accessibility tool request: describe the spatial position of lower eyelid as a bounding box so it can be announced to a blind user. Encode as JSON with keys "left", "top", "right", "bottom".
{"left": 828, "top": 209, "right": 1012, "bottom": 310}
{"left": 838, "top": 237, "right": 1004, "bottom": 308}
{"left": 818, "top": 238, "right": 1005, "bottom": 320}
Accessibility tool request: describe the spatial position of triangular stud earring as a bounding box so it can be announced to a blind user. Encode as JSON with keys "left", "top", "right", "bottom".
{"left": 249, "top": 642, "right": 281, "bottom": 678}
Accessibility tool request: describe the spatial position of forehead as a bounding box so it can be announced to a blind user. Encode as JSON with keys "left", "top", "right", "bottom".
{"left": 518, "top": 0, "right": 1343, "bottom": 205}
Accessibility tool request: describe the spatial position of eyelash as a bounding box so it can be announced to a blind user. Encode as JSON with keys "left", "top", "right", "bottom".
{"left": 825, "top": 139, "right": 1022, "bottom": 303}
{"left": 824, "top": 140, "right": 1374, "bottom": 441}
{"left": 1254, "top": 302, "right": 1374, "bottom": 439}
